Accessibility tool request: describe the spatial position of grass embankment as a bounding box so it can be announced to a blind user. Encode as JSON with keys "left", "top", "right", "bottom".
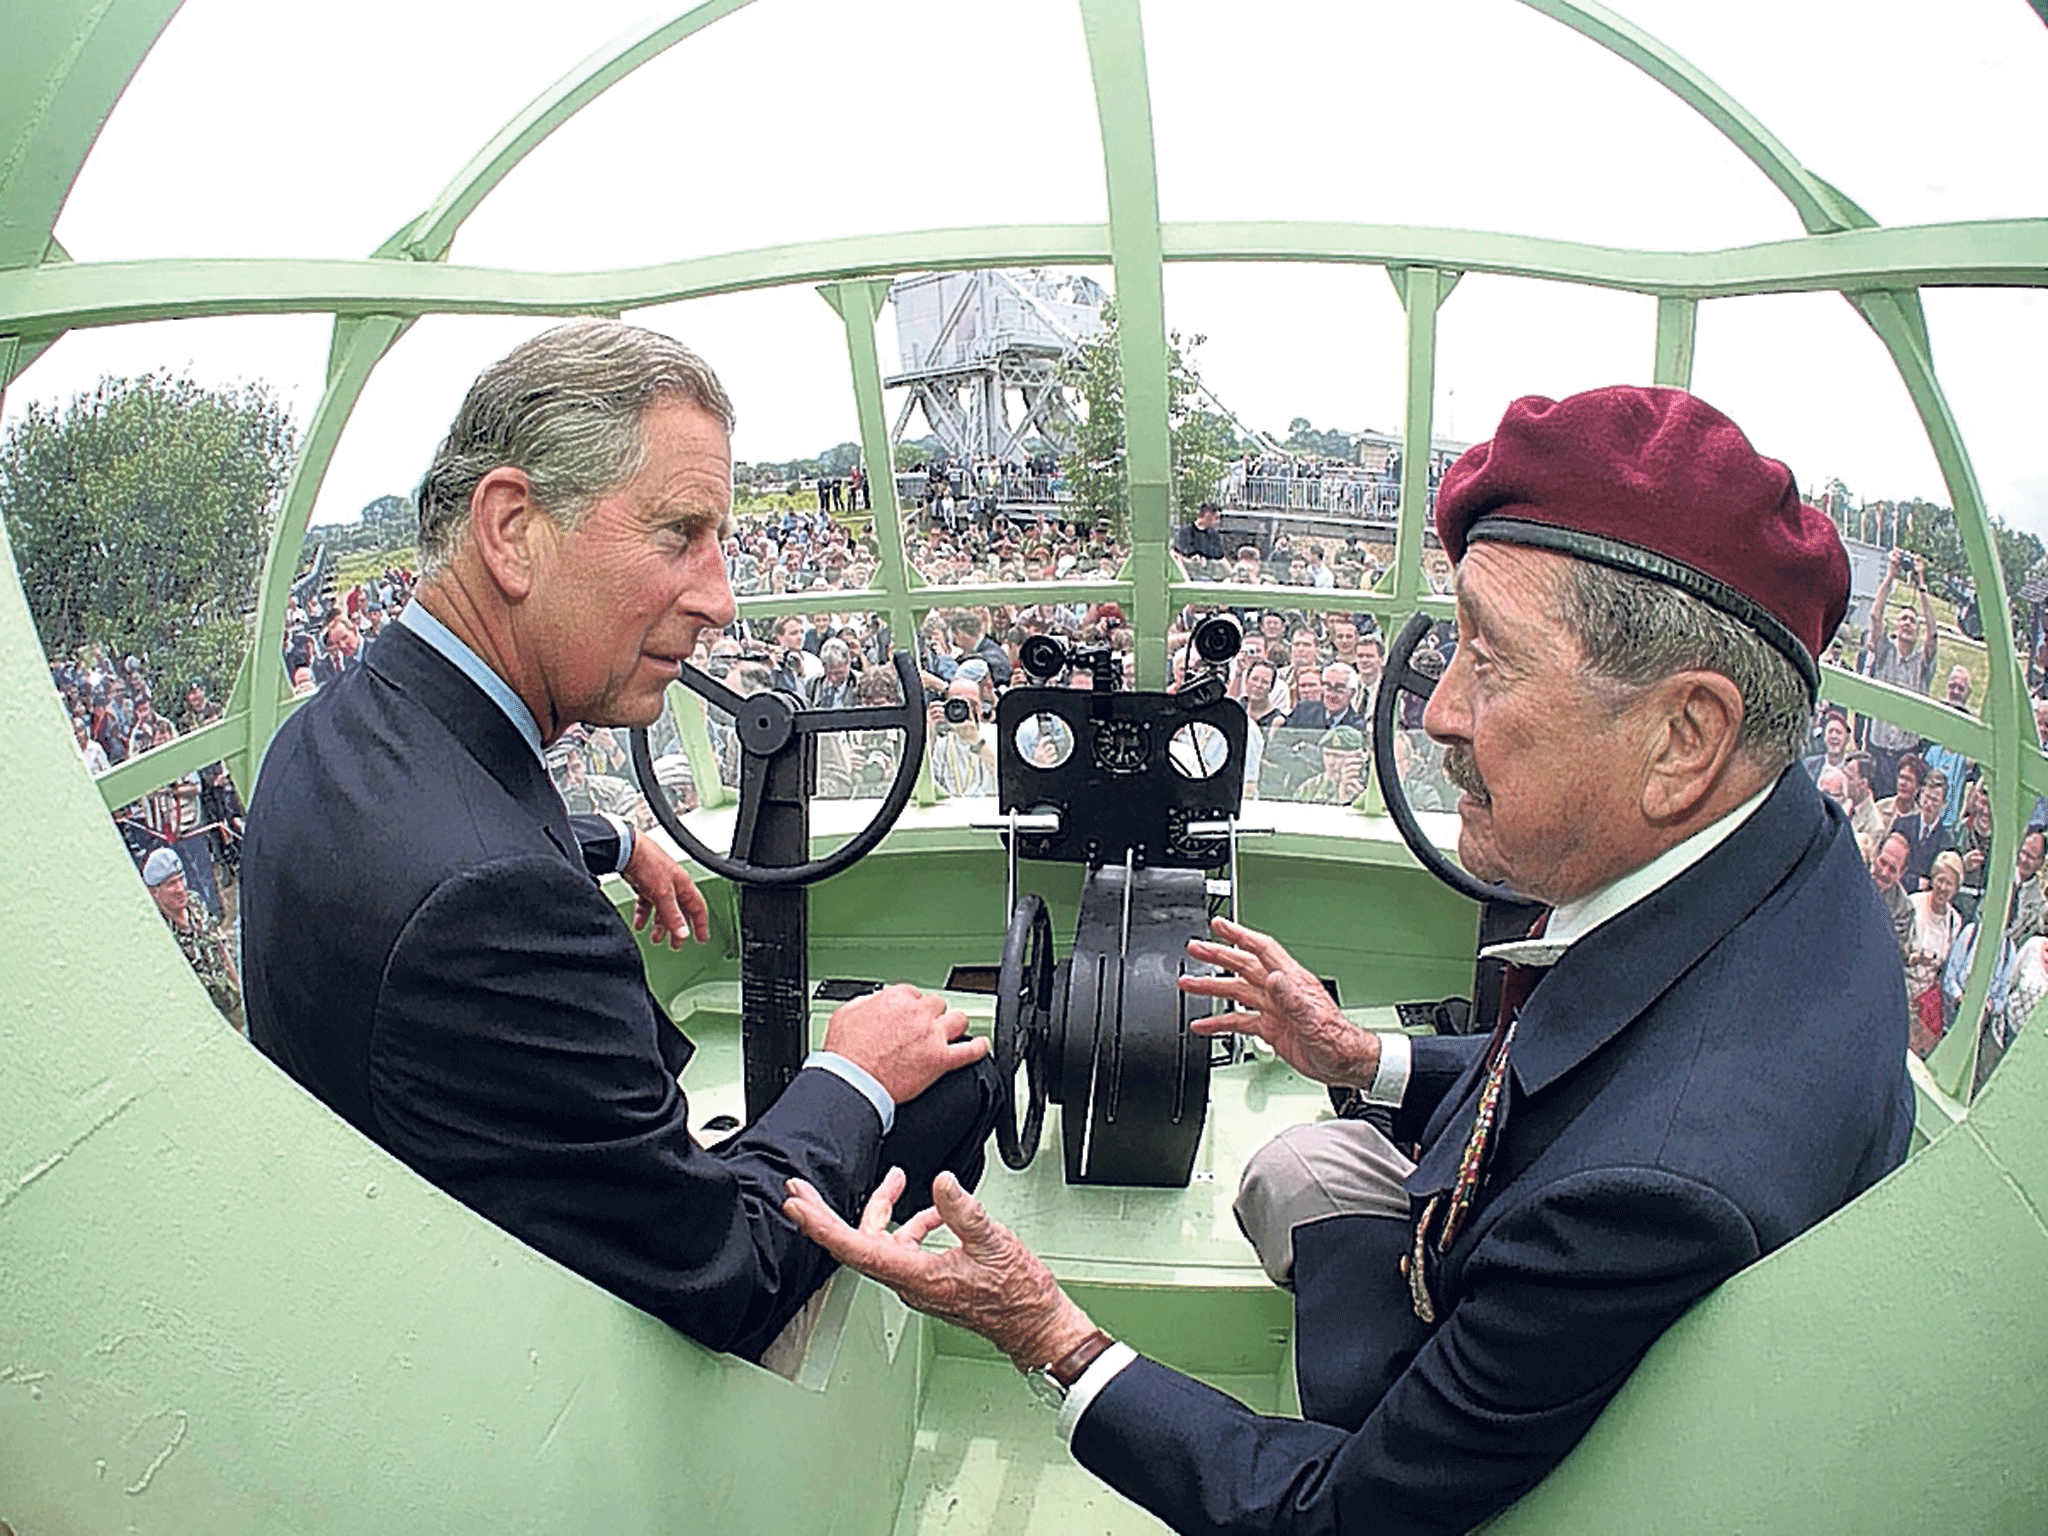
{"left": 331, "top": 546, "right": 417, "bottom": 591}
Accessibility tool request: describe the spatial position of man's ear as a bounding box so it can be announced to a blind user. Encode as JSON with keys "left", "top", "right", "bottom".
{"left": 468, "top": 467, "right": 548, "bottom": 602}
{"left": 1640, "top": 671, "right": 1746, "bottom": 824}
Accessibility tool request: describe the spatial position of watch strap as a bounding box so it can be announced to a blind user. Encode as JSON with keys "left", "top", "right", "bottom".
{"left": 1044, "top": 1328, "right": 1117, "bottom": 1389}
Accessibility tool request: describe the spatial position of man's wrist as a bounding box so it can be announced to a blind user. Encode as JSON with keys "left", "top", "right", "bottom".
{"left": 1362, "top": 1031, "right": 1411, "bottom": 1106}
{"left": 1328, "top": 1024, "right": 1382, "bottom": 1089}
{"left": 1007, "top": 1299, "right": 1098, "bottom": 1376}
{"left": 1039, "top": 1326, "right": 1114, "bottom": 1380}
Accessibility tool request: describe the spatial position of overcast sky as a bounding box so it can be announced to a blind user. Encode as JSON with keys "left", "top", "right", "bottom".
{"left": 8, "top": 0, "right": 2046, "bottom": 537}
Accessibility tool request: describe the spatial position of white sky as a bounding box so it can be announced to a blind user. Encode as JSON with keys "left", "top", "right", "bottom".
{"left": 7, "top": 0, "right": 2047, "bottom": 536}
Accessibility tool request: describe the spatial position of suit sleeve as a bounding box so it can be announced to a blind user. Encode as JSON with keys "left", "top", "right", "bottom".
{"left": 570, "top": 812, "right": 624, "bottom": 877}
{"left": 365, "top": 853, "right": 883, "bottom": 1360}
{"left": 1071, "top": 1167, "right": 1760, "bottom": 1536}
{"left": 1391, "top": 1034, "right": 1487, "bottom": 1143}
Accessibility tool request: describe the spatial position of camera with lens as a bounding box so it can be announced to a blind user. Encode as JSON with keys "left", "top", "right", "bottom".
{"left": 1019, "top": 633, "right": 1068, "bottom": 682}
{"left": 944, "top": 696, "right": 974, "bottom": 725}
{"left": 1191, "top": 613, "right": 1243, "bottom": 668}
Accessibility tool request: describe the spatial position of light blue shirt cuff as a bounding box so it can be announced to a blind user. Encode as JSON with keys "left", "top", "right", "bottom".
{"left": 804, "top": 1050, "right": 895, "bottom": 1135}
{"left": 600, "top": 812, "right": 635, "bottom": 874}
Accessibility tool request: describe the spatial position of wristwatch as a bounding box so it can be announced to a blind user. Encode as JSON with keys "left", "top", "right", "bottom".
{"left": 1023, "top": 1328, "right": 1117, "bottom": 1408}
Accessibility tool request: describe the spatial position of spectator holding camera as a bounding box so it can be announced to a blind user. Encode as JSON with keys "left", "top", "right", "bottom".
{"left": 1864, "top": 547, "right": 1937, "bottom": 795}
{"left": 928, "top": 676, "right": 996, "bottom": 798}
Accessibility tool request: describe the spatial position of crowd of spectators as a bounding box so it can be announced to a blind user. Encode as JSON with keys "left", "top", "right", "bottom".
{"left": 49, "top": 563, "right": 420, "bottom": 1034}
{"left": 1172, "top": 502, "right": 1453, "bottom": 595}
{"left": 1214, "top": 446, "right": 1454, "bottom": 520}
{"left": 75, "top": 511, "right": 2040, "bottom": 1075}
{"left": 902, "top": 453, "right": 1067, "bottom": 522}
{"left": 52, "top": 644, "right": 247, "bottom": 1029}
{"left": 1814, "top": 549, "right": 2048, "bottom": 1072}
{"left": 277, "top": 565, "right": 414, "bottom": 696}
{"left": 742, "top": 476, "right": 1464, "bottom": 598}
{"left": 631, "top": 507, "right": 1461, "bottom": 826}
{"left": 710, "top": 511, "right": 2042, "bottom": 1075}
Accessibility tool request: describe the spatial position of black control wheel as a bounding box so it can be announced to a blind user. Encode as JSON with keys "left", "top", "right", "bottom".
{"left": 994, "top": 892, "right": 1056, "bottom": 1171}
{"left": 1371, "top": 612, "right": 1532, "bottom": 906}
{"left": 628, "top": 649, "right": 928, "bottom": 889}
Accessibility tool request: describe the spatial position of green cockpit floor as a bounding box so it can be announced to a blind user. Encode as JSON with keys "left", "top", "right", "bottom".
{"left": 893, "top": 1351, "right": 1294, "bottom": 1536}
{"left": 667, "top": 983, "right": 1394, "bottom": 1535}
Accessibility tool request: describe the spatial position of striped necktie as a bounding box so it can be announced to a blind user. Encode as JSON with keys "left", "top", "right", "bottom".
{"left": 1407, "top": 920, "right": 1549, "bottom": 1323}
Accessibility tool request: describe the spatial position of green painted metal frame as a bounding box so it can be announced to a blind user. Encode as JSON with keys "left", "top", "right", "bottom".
{"left": 6, "top": 3, "right": 2048, "bottom": 1527}
{"left": 1079, "top": 0, "right": 1171, "bottom": 688}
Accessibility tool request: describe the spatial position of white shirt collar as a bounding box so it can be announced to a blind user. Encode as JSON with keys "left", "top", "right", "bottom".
{"left": 1481, "top": 782, "right": 1775, "bottom": 968}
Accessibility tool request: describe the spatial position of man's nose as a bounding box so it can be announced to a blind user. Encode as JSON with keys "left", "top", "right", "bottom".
{"left": 694, "top": 547, "right": 738, "bottom": 628}
{"left": 1421, "top": 655, "right": 1466, "bottom": 744}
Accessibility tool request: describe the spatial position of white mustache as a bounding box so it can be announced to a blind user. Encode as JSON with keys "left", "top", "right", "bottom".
{"left": 1442, "top": 745, "right": 1490, "bottom": 804}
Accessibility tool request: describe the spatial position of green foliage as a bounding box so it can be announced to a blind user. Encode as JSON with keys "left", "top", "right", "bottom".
{"left": 893, "top": 436, "right": 947, "bottom": 471}
{"left": 1, "top": 373, "right": 296, "bottom": 701}
{"left": 310, "top": 493, "right": 418, "bottom": 566}
{"left": 1892, "top": 495, "right": 2042, "bottom": 637}
{"left": 1058, "top": 303, "right": 1232, "bottom": 537}
{"left": 1175, "top": 406, "right": 1238, "bottom": 516}
{"left": 735, "top": 489, "right": 823, "bottom": 516}
{"left": 1284, "top": 416, "right": 1357, "bottom": 461}
{"left": 1993, "top": 520, "right": 2045, "bottom": 632}
{"left": 740, "top": 441, "right": 867, "bottom": 485}
{"left": 356, "top": 493, "right": 415, "bottom": 547}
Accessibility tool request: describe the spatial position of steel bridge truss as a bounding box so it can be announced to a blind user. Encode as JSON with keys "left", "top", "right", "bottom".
{"left": 883, "top": 268, "right": 1106, "bottom": 465}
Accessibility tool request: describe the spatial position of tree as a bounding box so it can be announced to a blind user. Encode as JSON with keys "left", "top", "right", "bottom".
{"left": 1, "top": 372, "right": 297, "bottom": 700}
{"left": 358, "top": 493, "right": 415, "bottom": 549}
{"left": 1059, "top": 303, "right": 1235, "bottom": 537}
{"left": 1284, "top": 417, "right": 1356, "bottom": 461}
{"left": 892, "top": 436, "right": 946, "bottom": 471}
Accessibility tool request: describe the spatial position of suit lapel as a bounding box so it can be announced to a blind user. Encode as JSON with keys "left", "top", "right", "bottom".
{"left": 1407, "top": 769, "right": 1831, "bottom": 1202}
{"left": 366, "top": 625, "right": 580, "bottom": 865}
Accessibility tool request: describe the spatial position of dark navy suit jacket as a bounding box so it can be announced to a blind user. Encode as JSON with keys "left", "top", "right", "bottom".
{"left": 244, "top": 623, "right": 886, "bottom": 1360}
{"left": 1073, "top": 767, "right": 1914, "bottom": 1535}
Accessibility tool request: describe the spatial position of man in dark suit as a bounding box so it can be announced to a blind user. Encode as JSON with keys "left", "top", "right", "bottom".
{"left": 308, "top": 611, "right": 360, "bottom": 687}
{"left": 1282, "top": 660, "right": 1366, "bottom": 735}
{"left": 245, "top": 320, "right": 997, "bottom": 1363}
{"left": 785, "top": 386, "right": 1914, "bottom": 1532}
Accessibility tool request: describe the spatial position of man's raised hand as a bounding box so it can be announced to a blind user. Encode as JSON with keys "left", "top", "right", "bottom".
{"left": 784, "top": 1168, "right": 1096, "bottom": 1372}
{"left": 1181, "top": 915, "right": 1380, "bottom": 1088}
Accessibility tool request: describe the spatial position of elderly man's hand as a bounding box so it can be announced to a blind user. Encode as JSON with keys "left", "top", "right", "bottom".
{"left": 784, "top": 1168, "right": 1097, "bottom": 1371}
{"left": 622, "top": 834, "right": 710, "bottom": 948}
{"left": 1181, "top": 915, "right": 1380, "bottom": 1087}
{"left": 823, "top": 984, "right": 989, "bottom": 1105}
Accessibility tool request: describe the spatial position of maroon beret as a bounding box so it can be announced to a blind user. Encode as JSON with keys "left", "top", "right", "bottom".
{"left": 1434, "top": 386, "right": 1848, "bottom": 696}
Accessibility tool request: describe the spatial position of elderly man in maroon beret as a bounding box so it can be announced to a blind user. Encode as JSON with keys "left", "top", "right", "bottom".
{"left": 786, "top": 386, "right": 1915, "bottom": 1536}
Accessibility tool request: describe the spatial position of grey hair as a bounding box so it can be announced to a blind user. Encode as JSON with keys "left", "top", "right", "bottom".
{"left": 415, "top": 319, "right": 735, "bottom": 575}
{"left": 820, "top": 638, "right": 850, "bottom": 664}
{"left": 1556, "top": 558, "right": 1811, "bottom": 773}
